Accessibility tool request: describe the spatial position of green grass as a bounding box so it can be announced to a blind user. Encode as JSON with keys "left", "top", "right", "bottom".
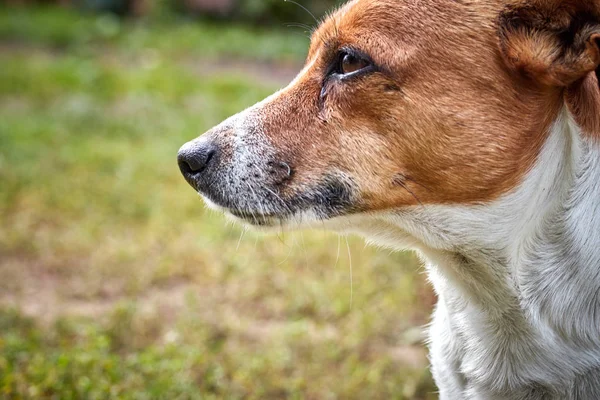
{"left": 0, "top": 7, "right": 309, "bottom": 63}
{"left": 0, "top": 7, "right": 436, "bottom": 399}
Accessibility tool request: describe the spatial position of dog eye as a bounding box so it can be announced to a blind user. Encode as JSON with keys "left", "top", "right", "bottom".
{"left": 336, "top": 51, "right": 371, "bottom": 75}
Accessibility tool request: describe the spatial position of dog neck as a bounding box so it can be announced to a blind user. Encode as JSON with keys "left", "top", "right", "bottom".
{"left": 433, "top": 109, "right": 600, "bottom": 387}
{"left": 346, "top": 108, "right": 600, "bottom": 389}
{"left": 417, "top": 108, "right": 600, "bottom": 328}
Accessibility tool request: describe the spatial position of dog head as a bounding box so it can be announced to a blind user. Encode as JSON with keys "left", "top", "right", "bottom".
{"left": 178, "top": 0, "right": 600, "bottom": 237}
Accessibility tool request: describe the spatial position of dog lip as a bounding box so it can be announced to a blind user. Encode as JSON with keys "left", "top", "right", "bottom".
{"left": 227, "top": 210, "right": 283, "bottom": 227}
{"left": 228, "top": 209, "right": 284, "bottom": 221}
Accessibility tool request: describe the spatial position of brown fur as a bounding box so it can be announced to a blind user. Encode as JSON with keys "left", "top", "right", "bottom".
{"left": 194, "top": 0, "right": 600, "bottom": 215}
{"left": 566, "top": 71, "right": 600, "bottom": 138}
{"left": 179, "top": 2, "right": 600, "bottom": 395}
{"left": 256, "top": 0, "right": 565, "bottom": 210}
{"left": 498, "top": 1, "right": 600, "bottom": 87}
{"left": 499, "top": 0, "right": 600, "bottom": 138}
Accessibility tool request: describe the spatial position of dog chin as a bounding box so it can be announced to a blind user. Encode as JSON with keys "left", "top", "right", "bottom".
{"left": 201, "top": 196, "right": 334, "bottom": 232}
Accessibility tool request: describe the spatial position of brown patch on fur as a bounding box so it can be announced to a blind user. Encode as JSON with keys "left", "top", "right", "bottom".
{"left": 255, "top": 0, "right": 563, "bottom": 210}
{"left": 202, "top": 0, "right": 600, "bottom": 214}
{"left": 498, "top": 1, "right": 600, "bottom": 87}
{"left": 566, "top": 71, "right": 600, "bottom": 139}
{"left": 499, "top": 1, "right": 600, "bottom": 139}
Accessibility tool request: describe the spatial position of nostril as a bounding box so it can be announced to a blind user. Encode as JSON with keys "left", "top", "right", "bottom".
{"left": 177, "top": 141, "right": 217, "bottom": 178}
{"left": 186, "top": 150, "right": 214, "bottom": 173}
{"left": 204, "top": 150, "right": 215, "bottom": 167}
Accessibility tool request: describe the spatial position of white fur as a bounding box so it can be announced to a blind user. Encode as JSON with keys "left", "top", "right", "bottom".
{"left": 328, "top": 109, "right": 600, "bottom": 399}
{"left": 208, "top": 102, "right": 600, "bottom": 398}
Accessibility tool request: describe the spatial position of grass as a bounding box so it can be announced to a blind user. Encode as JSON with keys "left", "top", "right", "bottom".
{"left": 0, "top": 7, "right": 309, "bottom": 63}
{"left": 0, "top": 6, "right": 437, "bottom": 399}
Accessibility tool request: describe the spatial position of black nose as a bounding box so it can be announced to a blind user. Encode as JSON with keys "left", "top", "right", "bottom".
{"left": 177, "top": 139, "right": 218, "bottom": 181}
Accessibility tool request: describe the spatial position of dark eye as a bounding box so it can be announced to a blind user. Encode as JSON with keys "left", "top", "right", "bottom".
{"left": 337, "top": 51, "right": 371, "bottom": 75}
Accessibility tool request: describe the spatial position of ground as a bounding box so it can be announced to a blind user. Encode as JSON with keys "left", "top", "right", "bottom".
{"left": 0, "top": 7, "right": 437, "bottom": 399}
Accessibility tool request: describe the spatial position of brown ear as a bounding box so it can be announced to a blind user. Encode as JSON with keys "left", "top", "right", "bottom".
{"left": 498, "top": 0, "right": 600, "bottom": 88}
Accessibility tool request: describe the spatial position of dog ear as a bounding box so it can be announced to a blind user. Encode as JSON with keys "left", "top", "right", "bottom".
{"left": 498, "top": 0, "right": 600, "bottom": 88}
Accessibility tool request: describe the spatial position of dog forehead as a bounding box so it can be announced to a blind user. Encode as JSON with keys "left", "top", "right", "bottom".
{"left": 309, "top": 0, "right": 502, "bottom": 65}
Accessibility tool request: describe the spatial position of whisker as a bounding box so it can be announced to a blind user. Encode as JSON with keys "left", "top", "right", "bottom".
{"left": 254, "top": 185, "right": 270, "bottom": 216}
{"left": 277, "top": 221, "right": 291, "bottom": 254}
{"left": 405, "top": 176, "right": 432, "bottom": 192}
{"left": 279, "top": 219, "right": 287, "bottom": 240}
{"left": 245, "top": 182, "right": 262, "bottom": 225}
{"left": 394, "top": 175, "right": 425, "bottom": 208}
{"left": 345, "top": 236, "right": 353, "bottom": 309}
{"left": 288, "top": 31, "right": 312, "bottom": 40}
{"left": 284, "top": 22, "right": 314, "bottom": 32}
{"left": 277, "top": 230, "right": 294, "bottom": 266}
{"left": 276, "top": 232, "right": 286, "bottom": 245}
{"left": 335, "top": 235, "right": 341, "bottom": 269}
{"left": 399, "top": 181, "right": 425, "bottom": 208}
{"left": 284, "top": 0, "right": 319, "bottom": 25}
{"left": 278, "top": 247, "right": 293, "bottom": 266}
{"left": 236, "top": 227, "right": 247, "bottom": 251}
{"left": 264, "top": 186, "right": 293, "bottom": 216}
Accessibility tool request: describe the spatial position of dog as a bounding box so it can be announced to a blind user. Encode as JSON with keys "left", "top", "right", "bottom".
{"left": 177, "top": 0, "right": 600, "bottom": 398}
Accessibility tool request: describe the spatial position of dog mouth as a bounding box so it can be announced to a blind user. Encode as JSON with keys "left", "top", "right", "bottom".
{"left": 200, "top": 195, "right": 292, "bottom": 227}
{"left": 198, "top": 174, "right": 359, "bottom": 228}
{"left": 227, "top": 209, "right": 285, "bottom": 227}
{"left": 200, "top": 191, "right": 294, "bottom": 227}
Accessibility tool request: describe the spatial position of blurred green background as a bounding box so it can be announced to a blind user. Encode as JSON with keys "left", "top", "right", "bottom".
{"left": 0, "top": 2, "right": 437, "bottom": 399}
